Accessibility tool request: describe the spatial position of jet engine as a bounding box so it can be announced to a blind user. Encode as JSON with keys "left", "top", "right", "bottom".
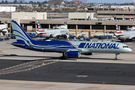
{"left": 67, "top": 50, "right": 80, "bottom": 58}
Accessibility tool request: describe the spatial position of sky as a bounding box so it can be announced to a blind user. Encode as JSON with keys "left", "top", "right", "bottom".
{"left": 68, "top": 0, "right": 135, "bottom": 4}
{"left": 4, "top": 0, "right": 135, "bottom": 4}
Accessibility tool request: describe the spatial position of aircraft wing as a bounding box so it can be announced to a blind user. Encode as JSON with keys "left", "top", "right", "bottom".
{"left": 39, "top": 47, "right": 81, "bottom": 53}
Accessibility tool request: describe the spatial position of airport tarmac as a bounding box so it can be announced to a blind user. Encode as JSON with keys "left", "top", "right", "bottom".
{"left": 0, "top": 39, "right": 135, "bottom": 90}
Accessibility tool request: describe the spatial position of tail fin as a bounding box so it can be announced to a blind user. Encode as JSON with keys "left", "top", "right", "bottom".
{"left": 37, "top": 20, "right": 42, "bottom": 30}
{"left": 10, "top": 20, "right": 33, "bottom": 46}
{"left": 129, "top": 16, "right": 131, "bottom": 21}
{"left": 123, "top": 15, "right": 125, "bottom": 20}
{"left": 115, "top": 20, "right": 123, "bottom": 35}
{"left": 115, "top": 20, "right": 120, "bottom": 32}
{"left": 73, "top": 36, "right": 77, "bottom": 41}
{"left": 128, "top": 7, "right": 130, "bottom": 11}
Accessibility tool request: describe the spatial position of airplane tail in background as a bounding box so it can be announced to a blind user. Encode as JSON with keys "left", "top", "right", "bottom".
{"left": 37, "top": 20, "right": 42, "bottom": 30}
{"left": 36, "top": 20, "right": 47, "bottom": 34}
{"left": 115, "top": 20, "right": 120, "bottom": 32}
{"left": 115, "top": 20, "right": 123, "bottom": 35}
{"left": 129, "top": 16, "right": 131, "bottom": 21}
{"left": 123, "top": 15, "right": 125, "bottom": 20}
{"left": 73, "top": 36, "right": 77, "bottom": 41}
{"left": 10, "top": 20, "right": 33, "bottom": 47}
{"left": 128, "top": 7, "right": 130, "bottom": 11}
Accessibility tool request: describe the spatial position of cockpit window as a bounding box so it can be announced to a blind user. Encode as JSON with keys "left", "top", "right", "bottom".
{"left": 123, "top": 46, "right": 128, "bottom": 48}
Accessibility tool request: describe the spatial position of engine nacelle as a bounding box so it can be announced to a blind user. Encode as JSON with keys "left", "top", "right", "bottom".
{"left": 67, "top": 51, "right": 80, "bottom": 58}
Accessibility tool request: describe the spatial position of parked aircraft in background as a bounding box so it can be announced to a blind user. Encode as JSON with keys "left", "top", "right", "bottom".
{"left": 0, "top": 24, "right": 8, "bottom": 35}
{"left": 123, "top": 15, "right": 132, "bottom": 21}
{"left": 11, "top": 20, "right": 132, "bottom": 60}
{"left": 123, "top": 15, "right": 125, "bottom": 20}
{"left": 36, "top": 20, "right": 70, "bottom": 39}
{"left": 0, "top": 28, "right": 8, "bottom": 34}
{"left": 93, "top": 30, "right": 115, "bottom": 38}
{"left": 115, "top": 20, "right": 135, "bottom": 41}
{"left": 129, "top": 16, "right": 131, "bottom": 21}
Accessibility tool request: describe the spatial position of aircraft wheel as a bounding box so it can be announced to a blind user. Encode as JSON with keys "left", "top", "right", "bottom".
{"left": 56, "top": 35, "right": 60, "bottom": 39}
{"left": 61, "top": 35, "right": 67, "bottom": 39}
{"left": 63, "top": 35, "right": 67, "bottom": 39}
{"left": 50, "top": 34, "right": 53, "bottom": 38}
{"left": 46, "top": 37, "right": 49, "bottom": 39}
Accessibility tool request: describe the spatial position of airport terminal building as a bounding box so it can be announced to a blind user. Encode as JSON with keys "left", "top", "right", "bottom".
{"left": 1, "top": 12, "right": 135, "bottom": 36}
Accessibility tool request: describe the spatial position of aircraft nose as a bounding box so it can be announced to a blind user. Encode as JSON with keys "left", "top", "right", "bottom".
{"left": 126, "top": 48, "right": 132, "bottom": 53}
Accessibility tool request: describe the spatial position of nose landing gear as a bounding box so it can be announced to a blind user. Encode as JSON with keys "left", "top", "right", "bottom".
{"left": 115, "top": 53, "right": 120, "bottom": 60}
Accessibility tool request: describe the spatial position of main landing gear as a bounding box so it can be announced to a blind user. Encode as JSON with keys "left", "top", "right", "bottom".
{"left": 115, "top": 53, "right": 120, "bottom": 60}
{"left": 61, "top": 52, "right": 68, "bottom": 60}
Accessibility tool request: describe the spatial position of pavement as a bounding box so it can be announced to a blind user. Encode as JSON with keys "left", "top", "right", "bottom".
{"left": 0, "top": 39, "right": 135, "bottom": 90}
{"left": 1, "top": 80, "right": 135, "bottom": 90}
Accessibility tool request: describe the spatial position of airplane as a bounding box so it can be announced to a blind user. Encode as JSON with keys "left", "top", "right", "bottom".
{"left": 115, "top": 20, "right": 135, "bottom": 41}
{"left": 73, "top": 36, "right": 77, "bottom": 41}
{"left": 123, "top": 15, "right": 132, "bottom": 21}
{"left": 10, "top": 20, "right": 132, "bottom": 60}
{"left": 123, "top": 15, "right": 125, "bottom": 20}
{"left": 36, "top": 20, "right": 70, "bottom": 39}
{"left": 129, "top": 16, "right": 131, "bottom": 21}
{"left": 93, "top": 30, "right": 115, "bottom": 38}
{"left": 0, "top": 28, "right": 8, "bottom": 34}
{"left": 0, "top": 24, "right": 8, "bottom": 35}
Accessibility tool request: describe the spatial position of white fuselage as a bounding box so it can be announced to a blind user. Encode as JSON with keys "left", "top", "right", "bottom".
{"left": 37, "top": 29, "right": 70, "bottom": 38}
{"left": 70, "top": 41, "right": 132, "bottom": 54}
{"left": 117, "top": 30, "right": 135, "bottom": 40}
